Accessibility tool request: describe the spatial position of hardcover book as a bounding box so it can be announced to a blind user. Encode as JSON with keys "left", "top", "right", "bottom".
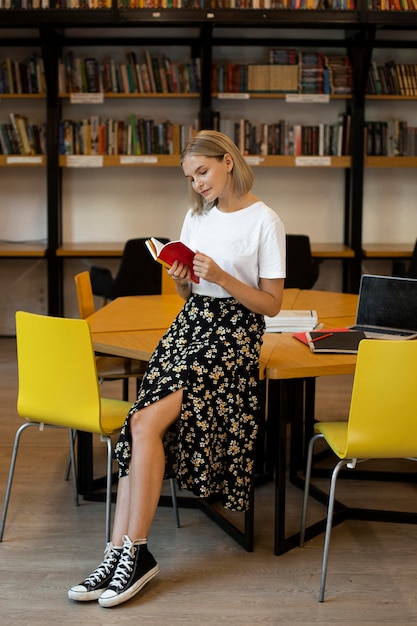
{"left": 145, "top": 237, "right": 199, "bottom": 283}
{"left": 306, "top": 330, "right": 367, "bottom": 354}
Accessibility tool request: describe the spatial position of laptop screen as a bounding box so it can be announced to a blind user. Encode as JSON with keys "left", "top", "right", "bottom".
{"left": 356, "top": 275, "right": 417, "bottom": 332}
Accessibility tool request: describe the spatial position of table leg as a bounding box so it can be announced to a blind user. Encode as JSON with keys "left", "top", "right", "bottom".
{"left": 270, "top": 377, "right": 329, "bottom": 555}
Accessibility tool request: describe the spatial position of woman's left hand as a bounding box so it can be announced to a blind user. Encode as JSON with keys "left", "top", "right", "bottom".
{"left": 193, "top": 252, "right": 224, "bottom": 285}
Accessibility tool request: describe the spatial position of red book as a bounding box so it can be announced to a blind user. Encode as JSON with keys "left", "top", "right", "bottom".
{"left": 145, "top": 237, "right": 199, "bottom": 283}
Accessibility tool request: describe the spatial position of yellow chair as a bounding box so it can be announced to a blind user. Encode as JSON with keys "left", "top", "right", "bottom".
{"left": 64, "top": 271, "right": 147, "bottom": 484}
{"left": 0, "top": 311, "right": 132, "bottom": 545}
{"left": 299, "top": 339, "right": 417, "bottom": 602}
{"left": 74, "top": 271, "right": 147, "bottom": 401}
{"left": 72, "top": 273, "right": 182, "bottom": 529}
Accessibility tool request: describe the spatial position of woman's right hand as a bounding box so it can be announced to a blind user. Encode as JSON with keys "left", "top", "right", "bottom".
{"left": 168, "top": 261, "right": 192, "bottom": 299}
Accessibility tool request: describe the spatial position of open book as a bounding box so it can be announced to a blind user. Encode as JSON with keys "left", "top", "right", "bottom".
{"left": 145, "top": 237, "right": 199, "bottom": 283}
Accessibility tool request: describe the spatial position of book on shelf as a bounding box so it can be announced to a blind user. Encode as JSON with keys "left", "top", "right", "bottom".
{"left": 264, "top": 310, "right": 318, "bottom": 333}
{"left": 366, "top": 60, "right": 417, "bottom": 96}
{"left": 145, "top": 237, "right": 199, "bottom": 284}
{"left": 0, "top": 52, "right": 46, "bottom": 94}
{"left": 9, "top": 113, "right": 32, "bottom": 155}
{"left": 85, "top": 58, "right": 99, "bottom": 93}
{"left": 0, "top": 123, "right": 14, "bottom": 154}
{"left": 219, "top": 116, "right": 350, "bottom": 157}
{"left": 58, "top": 116, "right": 198, "bottom": 156}
{"left": 324, "top": 54, "right": 353, "bottom": 95}
{"left": 305, "top": 330, "right": 367, "bottom": 354}
{"left": 59, "top": 50, "right": 200, "bottom": 95}
{"left": 364, "top": 119, "right": 417, "bottom": 157}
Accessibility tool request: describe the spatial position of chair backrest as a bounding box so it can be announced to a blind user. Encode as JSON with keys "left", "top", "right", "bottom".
{"left": 15, "top": 311, "right": 103, "bottom": 433}
{"left": 111, "top": 237, "right": 170, "bottom": 299}
{"left": 344, "top": 338, "right": 417, "bottom": 459}
{"left": 406, "top": 239, "right": 417, "bottom": 278}
{"left": 285, "top": 234, "right": 319, "bottom": 289}
{"left": 74, "top": 271, "right": 95, "bottom": 319}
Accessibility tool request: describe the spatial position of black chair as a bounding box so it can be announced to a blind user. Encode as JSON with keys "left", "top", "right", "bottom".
{"left": 285, "top": 234, "right": 319, "bottom": 289}
{"left": 392, "top": 239, "right": 417, "bottom": 279}
{"left": 90, "top": 237, "right": 170, "bottom": 301}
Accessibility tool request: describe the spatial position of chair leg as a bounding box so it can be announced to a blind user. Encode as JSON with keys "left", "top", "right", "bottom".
{"left": 68, "top": 429, "right": 79, "bottom": 507}
{"left": 0, "top": 422, "right": 37, "bottom": 542}
{"left": 102, "top": 435, "right": 113, "bottom": 545}
{"left": 318, "top": 458, "right": 350, "bottom": 603}
{"left": 300, "top": 433, "right": 323, "bottom": 547}
{"left": 64, "top": 429, "right": 77, "bottom": 482}
{"left": 169, "top": 477, "right": 180, "bottom": 528}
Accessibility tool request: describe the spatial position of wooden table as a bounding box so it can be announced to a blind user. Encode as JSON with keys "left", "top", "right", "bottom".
{"left": 87, "top": 289, "right": 363, "bottom": 554}
{"left": 90, "top": 289, "right": 301, "bottom": 381}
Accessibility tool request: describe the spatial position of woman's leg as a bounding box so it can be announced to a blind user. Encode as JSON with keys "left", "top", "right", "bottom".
{"left": 111, "top": 388, "right": 183, "bottom": 544}
{"left": 68, "top": 389, "right": 183, "bottom": 604}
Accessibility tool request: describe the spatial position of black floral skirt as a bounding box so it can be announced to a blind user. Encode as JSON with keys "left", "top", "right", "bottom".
{"left": 113, "top": 294, "right": 265, "bottom": 512}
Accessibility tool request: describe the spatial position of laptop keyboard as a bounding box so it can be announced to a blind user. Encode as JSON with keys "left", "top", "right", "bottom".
{"left": 351, "top": 325, "right": 415, "bottom": 337}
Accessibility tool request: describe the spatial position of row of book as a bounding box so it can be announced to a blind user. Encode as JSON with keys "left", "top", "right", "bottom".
{"left": 0, "top": 114, "right": 46, "bottom": 155}
{"left": 3, "top": 113, "right": 416, "bottom": 157}
{"left": 116, "top": 0, "right": 355, "bottom": 6}
{"left": 219, "top": 115, "right": 351, "bottom": 156}
{"left": 368, "top": 0, "right": 417, "bottom": 8}
{"left": 214, "top": 63, "right": 298, "bottom": 93}
{"left": 365, "top": 120, "right": 417, "bottom": 156}
{"left": 0, "top": 55, "right": 45, "bottom": 95}
{"left": 367, "top": 60, "right": 417, "bottom": 96}
{"left": 58, "top": 116, "right": 198, "bottom": 156}
{"left": 59, "top": 51, "right": 201, "bottom": 94}
{"left": 213, "top": 52, "right": 352, "bottom": 94}
{"left": 0, "top": 1, "right": 112, "bottom": 7}
{"left": 5, "top": 51, "right": 417, "bottom": 98}
{"left": 57, "top": 114, "right": 351, "bottom": 157}
{"left": 0, "top": 0, "right": 357, "bottom": 7}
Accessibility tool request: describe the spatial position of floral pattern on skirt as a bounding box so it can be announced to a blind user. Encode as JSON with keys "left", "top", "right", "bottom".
{"left": 113, "top": 294, "right": 265, "bottom": 512}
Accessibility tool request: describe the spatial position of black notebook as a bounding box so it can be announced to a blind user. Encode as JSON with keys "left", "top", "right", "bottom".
{"left": 306, "top": 330, "right": 367, "bottom": 354}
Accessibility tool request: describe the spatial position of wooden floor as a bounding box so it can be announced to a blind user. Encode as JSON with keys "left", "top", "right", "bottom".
{"left": 1, "top": 336, "right": 417, "bottom": 625}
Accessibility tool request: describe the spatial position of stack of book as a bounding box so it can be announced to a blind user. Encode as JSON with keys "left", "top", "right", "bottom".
{"left": 264, "top": 309, "right": 318, "bottom": 333}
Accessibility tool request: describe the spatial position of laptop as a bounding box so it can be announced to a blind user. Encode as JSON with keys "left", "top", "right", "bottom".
{"left": 350, "top": 274, "right": 417, "bottom": 339}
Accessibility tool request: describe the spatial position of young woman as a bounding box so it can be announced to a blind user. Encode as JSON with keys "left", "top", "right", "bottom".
{"left": 68, "top": 129, "right": 286, "bottom": 608}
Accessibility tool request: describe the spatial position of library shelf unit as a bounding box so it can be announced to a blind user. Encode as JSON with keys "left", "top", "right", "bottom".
{"left": 2, "top": 7, "right": 417, "bottom": 319}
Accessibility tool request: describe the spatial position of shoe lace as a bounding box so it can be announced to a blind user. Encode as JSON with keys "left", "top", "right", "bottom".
{"left": 84, "top": 544, "right": 120, "bottom": 585}
{"left": 109, "top": 540, "right": 137, "bottom": 591}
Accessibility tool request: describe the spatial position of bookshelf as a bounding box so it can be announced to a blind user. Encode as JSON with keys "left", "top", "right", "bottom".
{"left": 1, "top": 8, "right": 417, "bottom": 327}
{"left": 362, "top": 30, "right": 417, "bottom": 279}
{"left": 0, "top": 41, "right": 48, "bottom": 333}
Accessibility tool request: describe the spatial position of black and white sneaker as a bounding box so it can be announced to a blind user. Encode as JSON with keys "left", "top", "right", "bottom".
{"left": 98, "top": 535, "right": 159, "bottom": 608}
{"left": 68, "top": 542, "right": 122, "bottom": 602}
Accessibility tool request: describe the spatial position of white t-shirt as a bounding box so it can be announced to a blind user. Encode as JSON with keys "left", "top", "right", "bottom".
{"left": 180, "top": 201, "right": 286, "bottom": 298}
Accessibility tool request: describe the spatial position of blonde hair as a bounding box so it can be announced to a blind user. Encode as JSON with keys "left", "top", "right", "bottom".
{"left": 180, "top": 130, "right": 254, "bottom": 214}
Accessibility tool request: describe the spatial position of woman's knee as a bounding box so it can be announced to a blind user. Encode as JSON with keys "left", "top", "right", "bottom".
{"left": 129, "top": 409, "right": 154, "bottom": 442}
{"left": 130, "top": 391, "right": 183, "bottom": 441}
